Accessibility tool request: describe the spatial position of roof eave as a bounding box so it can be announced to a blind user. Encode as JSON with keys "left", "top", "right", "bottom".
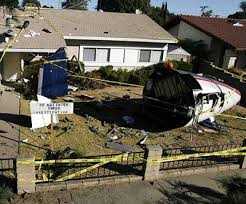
{"left": 64, "top": 36, "right": 178, "bottom": 44}
{"left": 0, "top": 48, "right": 58, "bottom": 53}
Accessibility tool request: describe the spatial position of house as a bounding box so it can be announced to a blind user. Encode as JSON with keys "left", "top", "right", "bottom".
{"left": 0, "top": 7, "right": 177, "bottom": 82}
{"left": 166, "top": 45, "right": 191, "bottom": 62}
{"left": 166, "top": 15, "right": 246, "bottom": 69}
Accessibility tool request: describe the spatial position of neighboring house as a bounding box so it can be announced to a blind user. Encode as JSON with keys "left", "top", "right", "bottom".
{"left": 166, "top": 45, "right": 191, "bottom": 62}
{"left": 166, "top": 15, "right": 246, "bottom": 69}
{"left": 0, "top": 7, "right": 177, "bottom": 82}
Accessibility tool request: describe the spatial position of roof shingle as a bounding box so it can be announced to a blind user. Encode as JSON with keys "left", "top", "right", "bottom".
{"left": 167, "top": 15, "right": 246, "bottom": 50}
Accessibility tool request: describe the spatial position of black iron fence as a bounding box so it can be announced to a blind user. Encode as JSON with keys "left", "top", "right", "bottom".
{"left": 160, "top": 143, "right": 242, "bottom": 171}
{"left": 36, "top": 151, "right": 145, "bottom": 182}
{"left": 0, "top": 157, "right": 16, "bottom": 187}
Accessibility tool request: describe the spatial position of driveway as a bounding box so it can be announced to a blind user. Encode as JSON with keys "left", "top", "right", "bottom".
{"left": 0, "top": 89, "right": 20, "bottom": 157}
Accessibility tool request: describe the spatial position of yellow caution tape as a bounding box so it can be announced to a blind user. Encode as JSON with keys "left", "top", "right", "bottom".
{"left": 140, "top": 147, "right": 246, "bottom": 163}
{"left": 56, "top": 153, "right": 128, "bottom": 182}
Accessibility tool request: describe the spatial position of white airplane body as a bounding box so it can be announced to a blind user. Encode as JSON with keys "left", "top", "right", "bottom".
{"left": 143, "top": 69, "right": 241, "bottom": 127}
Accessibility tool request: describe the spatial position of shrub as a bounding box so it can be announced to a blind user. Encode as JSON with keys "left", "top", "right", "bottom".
{"left": 172, "top": 60, "right": 194, "bottom": 72}
{"left": 0, "top": 186, "right": 13, "bottom": 200}
{"left": 67, "top": 60, "right": 85, "bottom": 75}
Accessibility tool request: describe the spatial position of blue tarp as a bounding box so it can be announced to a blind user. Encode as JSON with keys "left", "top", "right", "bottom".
{"left": 40, "top": 47, "right": 68, "bottom": 97}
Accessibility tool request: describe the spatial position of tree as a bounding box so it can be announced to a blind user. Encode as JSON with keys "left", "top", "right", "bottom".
{"left": 42, "top": 5, "right": 54, "bottom": 8}
{"left": 148, "top": 2, "right": 174, "bottom": 27}
{"left": 200, "top": 6, "right": 213, "bottom": 17}
{"left": 0, "top": 0, "right": 19, "bottom": 8}
{"left": 228, "top": 1, "right": 246, "bottom": 19}
{"left": 62, "top": 0, "right": 90, "bottom": 10}
{"left": 98, "top": 0, "right": 150, "bottom": 14}
{"left": 240, "top": 1, "right": 246, "bottom": 12}
{"left": 22, "top": 0, "right": 41, "bottom": 7}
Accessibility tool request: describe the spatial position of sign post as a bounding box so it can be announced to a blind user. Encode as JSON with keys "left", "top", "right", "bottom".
{"left": 50, "top": 114, "right": 54, "bottom": 151}
{"left": 30, "top": 102, "right": 74, "bottom": 151}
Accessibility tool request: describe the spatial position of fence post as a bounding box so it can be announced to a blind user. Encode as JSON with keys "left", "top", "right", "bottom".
{"left": 16, "top": 157, "right": 35, "bottom": 195}
{"left": 143, "top": 145, "right": 162, "bottom": 181}
{"left": 240, "top": 139, "right": 246, "bottom": 169}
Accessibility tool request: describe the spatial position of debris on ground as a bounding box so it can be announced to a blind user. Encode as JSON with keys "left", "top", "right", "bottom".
{"left": 106, "top": 142, "right": 136, "bottom": 152}
{"left": 68, "top": 85, "right": 78, "bottom": 92}
{"left": 22, "top": 139, "right": 28, "bottom": 143}
{"left": 136, "top": 130, "right": 149, "bottom": 145}
{"left": 76, "top": 93, "right": 95, "bottom": 101}
{"left": 63, "top": 97, "right": 76, "bottom": 102}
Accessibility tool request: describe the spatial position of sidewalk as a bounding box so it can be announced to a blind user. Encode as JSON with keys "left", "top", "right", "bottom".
{"left": 8, "top": 169, "right": 246, "bottom": 204}
{"left": 0, "top": 88, "right": 20, "bottom": 157}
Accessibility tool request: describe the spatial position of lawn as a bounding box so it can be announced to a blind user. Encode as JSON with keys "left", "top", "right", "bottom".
{"left": 19, "top": 85, "right": 246, "bottom": 158}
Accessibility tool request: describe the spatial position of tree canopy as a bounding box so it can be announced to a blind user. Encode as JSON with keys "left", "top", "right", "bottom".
{"left": 148, "top": 2, "right": 174, "bottom": 27}
{"left": 22, "top": 0, "right": 41, "bottom": 7}
{"left": 96, "top": 0, "right": 150, "bottom": 13}
{"left": 0, "top": 0, "right": 19, "bottom": 8}
{"left": 62, "top": 0, "right": 90, "bottom": 10}
{"left": 240, "top": 1, "right": 246, "bottom": 12}
{"left": 228, "top": 1, "right": 246, "bottom": 19}
{"left": 200, "top": 6, "right": 213, "bottom": 17}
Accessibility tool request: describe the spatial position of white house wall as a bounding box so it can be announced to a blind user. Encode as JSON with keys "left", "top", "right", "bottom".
{"left": 67, "top": 41, "right": 169, "bottom": 72}
{"left": 66, "top": 46, "right": 79, "bottom": 59}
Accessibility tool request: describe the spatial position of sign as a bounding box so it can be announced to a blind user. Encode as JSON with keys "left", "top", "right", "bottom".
{"left": 30, "top": 103, "right": 74, "bottom": 115}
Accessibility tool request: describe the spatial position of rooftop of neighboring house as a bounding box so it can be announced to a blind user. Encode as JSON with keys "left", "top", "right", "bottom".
{"left": 0, "top": 7, "right": 177, "bottom": 52}
{"left": 167, "top": 45, "right": 191, "bottom": 55}
{"left": 165, "top": 15, "right": 246, "bottom": 50}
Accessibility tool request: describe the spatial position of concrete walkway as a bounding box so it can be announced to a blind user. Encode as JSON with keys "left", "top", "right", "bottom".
{"left": 0, "top": 88, "right": 20, "bottom": 157}
{"left": 9, "top": 169, "right": 246, "bottom": 204}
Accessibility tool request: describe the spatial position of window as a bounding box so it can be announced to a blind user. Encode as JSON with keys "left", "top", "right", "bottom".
{"left": 139, "top": 50, "right": 151, "bottom": 62}
{"left": 83, "top": 48, "right": 96, "bottom": 61}
{"left": 83, "top": 48, "right": 110, "bottom": 62}
{"left": 151, "top": 50, "right": 163, "bottom": 62}
{"left": 96, "top": 48, "right": 110, "bottom": 63}
{"left": 139, "top": 50, "right": 163, "bottom": 63}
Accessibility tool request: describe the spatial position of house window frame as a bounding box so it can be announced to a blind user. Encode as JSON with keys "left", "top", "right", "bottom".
{"left": 83, "top": 47, "right": 110, "bottom": 62}
{"left": 139, "top": 49, "right": 163, "bottom": 63}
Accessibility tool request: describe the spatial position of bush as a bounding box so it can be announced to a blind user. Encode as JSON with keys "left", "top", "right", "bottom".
{"left": 0, "top": 186, "right": 13, "bottom": 200}
{"left": 67, "top": 60, "right": 85, "bottom": 75}
{"left": 172, "top": 60, "right": 194, "bottom": 72}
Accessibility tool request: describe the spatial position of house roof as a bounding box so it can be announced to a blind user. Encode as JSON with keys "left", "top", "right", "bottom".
{"left": 0, "top": 8, "right": 66, "bottom": 52}
{"left": 167, "top": 45, "right": 191, "bottom": 55}
{"left": 166, "top": 15, "right": 246, "bottom": 50}
{"left": 39, "top": 9, "right": 177, "bottom": 43}
{"left": 0, "top": 8, "right": 177, "bottom": 52}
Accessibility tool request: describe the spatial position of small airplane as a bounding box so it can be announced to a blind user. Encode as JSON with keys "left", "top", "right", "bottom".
{"left": 143, "top": 63, "right": 241, "bottom": 127}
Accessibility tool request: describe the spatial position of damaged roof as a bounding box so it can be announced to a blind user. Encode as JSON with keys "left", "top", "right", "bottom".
{"left": 166, "top": 15, "right": 246, "bottom": 50}
{"left": 0, "top": 8, "right": 66, "bottom": 52}
{"left": 0, "top": 8, "right": 177, "bottom": 52}
{"left": 39, "top": 9, "right": 177, "bottom": 43}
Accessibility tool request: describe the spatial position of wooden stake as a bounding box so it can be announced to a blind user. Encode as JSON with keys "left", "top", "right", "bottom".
{"left": 50, "top": 114, "right": 54, "bottom": 151}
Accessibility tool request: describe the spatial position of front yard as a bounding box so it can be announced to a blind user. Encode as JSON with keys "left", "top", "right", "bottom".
{"left": 19, "top": 85, "right": 246, "bottom": 158}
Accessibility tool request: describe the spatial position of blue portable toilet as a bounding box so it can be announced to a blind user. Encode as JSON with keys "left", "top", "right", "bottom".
{"left": 37, "top": 47, "right": 68, "bottom": 97}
